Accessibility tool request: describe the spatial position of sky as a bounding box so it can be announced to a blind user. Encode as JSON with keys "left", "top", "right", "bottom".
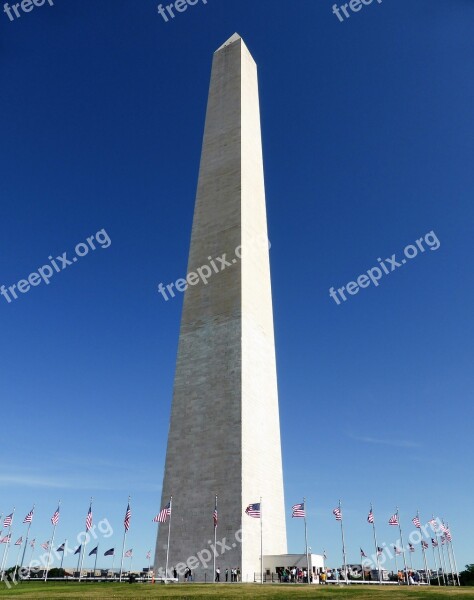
{"left": 1, "top": 0, "right": 473, "bottom": 576}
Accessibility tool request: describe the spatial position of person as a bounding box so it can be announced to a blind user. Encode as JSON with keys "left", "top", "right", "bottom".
{"left": 236, "top": 567, "right": 240, "bottom": 582}
{"left": 414, "top": 571, "right": 420, "bottom": 584}
{"left": 215, "top": 567, "right": 220, "bottom": 582}
{"left": 225, "top": 567, "right": 229, "bottom": 582}
{"left": 173, "top": 567, "right": 178, "bottom": 580}
{"left": 303, "top": 569, "right": 307, "bottom": 583}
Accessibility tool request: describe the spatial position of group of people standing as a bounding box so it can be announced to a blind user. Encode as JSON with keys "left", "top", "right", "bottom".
{"left": 214, "top": 567, "right": 241, "bottom": 582}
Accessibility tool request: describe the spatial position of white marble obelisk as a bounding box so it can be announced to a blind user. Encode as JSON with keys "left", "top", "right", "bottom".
{"left": 155, "top": 33, "right": 287, "bottom": 581}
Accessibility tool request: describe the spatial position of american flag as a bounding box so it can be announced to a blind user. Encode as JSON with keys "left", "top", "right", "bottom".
{"left": 429, "top": 518, "right": 440, "bottom": 531}
{"left": 360, "top": 548, "right": 367, "bottom": 557}
{"left": 412, "top": 516, "right": 421, "bottom": 528}
{"left": 393, "top": 545, "right": 402, "bottom": 555}
{"left": 431, "top": 538, "right": 438, "bottom": 547}
{"left": 377, "top": 547, "right": 383, "bottom": 556}
{"left": 74, "top": 545, "right": 81, "bottom": 555}
{"left": 0, "top": 534, "right": 11, "bottom": 544}
{"left": 30, "top": 538, "right": 36, "bottom": 548}
{"left": 85, "top": 505, "right": 93, "bottom": 531}
{"left": 422, "top": 541, "right": 428, "bottom": 549}
{"left": 213, "top": 497, "right": 218, "bottom": 527}
{"left": 124, "top": 503, "right": 131, "bottom": 532}
{"left": 146, "top": 550, "right": 151, "bottom": 560}
{"left": 292, "top": 503, "right": 305, "bottom": 518}
{"left": 23, "top": 508, "right": 34, "bottom": 524}
{"left": 441, "top": 522, "right": 449, "bottom": 533}
{"left": 51, "top": 506, "right": 60, "bottom": 526}
{"left": 367, "top": 510, "right": 374, "bottom": 524}
{"left": 332, "top": 507, "right": 342, "bottom": 521}
{"left": 245, "top": 503, "right": 261, "bottom": 518}
{"left": 14, "top": 537, "right": 22, "bottom": 546}
{"left": 153, "top": 501, "right": 171, "bottom": 523}
{"left": 441, "top": 535, "right": 446, "bottom": 545}
{"left": 124, "top": 548, "right": 133, "bottom": 558}
{"left": 389, "top": 513, "right": 399, "bottom": 526}
{"left": 3, "top": 513, "right": 13, "bottom": 528}
{"left": 445, "top": 529, "right": 452, "bottom": 542}
{"left": 41, "top": 541, "right": 49, "bottom": 550}
{"left": 408, "top": 543, "right": 415, "bottom": 552}
{"left": 57, "top": 543, "right": 65, "bottom": 552}
{"left": 104, "top": 548, "right": 114, "bottom": 556}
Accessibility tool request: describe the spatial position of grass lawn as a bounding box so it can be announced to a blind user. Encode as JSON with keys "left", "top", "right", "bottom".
{"left": 0, "top": 583, "right": 473, "bottom": 599}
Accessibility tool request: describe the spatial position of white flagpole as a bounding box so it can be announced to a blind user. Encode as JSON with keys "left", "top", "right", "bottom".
{"left": 119, "top": 495, "right": 130, "bottom": 582}
{"left": 396, "top": 508, "right": 409, "bottom": 585}
{"left": 303, "top": 498, "right": 310, "bottom": 585}
{"left": 1, "top": 507, "right": 16, "bottom": 581}
{"left": 433, "top": 517, "right": 446, "bottom": 585}
{"left": 447, "top": 525, "right": 460, "bottom": 586}
{"left": 417, "top": 511, "right": 430, "bottom": 585}
{"left": 439, "top": 534, "right": 449, "bottom": 584}
{"left": 260, "top": 497, "right": 263, "bottom": 585}
{"left": 431, "top": 539, "right": 441, "bottom": 585}
{"left": 213, "top": 494, "right": 217, "bottom": 582}
{"left": 147, "top": 550, "right": 151, "bottom": 575}
{"left": 393, "top": 547, "right": 399, "bottom": 584}
{"left": 370, "top": 504, "right": 382, "bottom": 583}
{"left": 339, "top": 500, "right": 348, "bottom": 584}
{"left": 442, "top": 525, "right": 455, "bottom": 586}
{"left": 93, "top": 544, "right": 99, "bottom": 575}
{"left": 76, "top": 547, "right": 82, "bottom": 579}
{"left": 111, "top": 551, "right": 116, "bottom": 579}
{"left": 27, "top": 541, "right": 35, "bottom": 578}
{"left": 45, "top": 500, "right": 60, "bottom": 582}
{"left": 165, "top": 496, "right": 173, "bottom": 582}
{"left": 18, "top": 505, "right": 34, "bottom": 579}
{"left": 12, "top": 539, "right": 23, "bottom": 580}
{"left": 79, "top": 497, "right": 92, "bottom": 581}
{"left": 60, "top": 540, "right": 66, "bottom": 570}
{"left": 129, "top": 551, "right": 133, "bottom": 575}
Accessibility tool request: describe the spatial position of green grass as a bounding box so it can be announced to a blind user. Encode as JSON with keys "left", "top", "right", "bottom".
{"left": 0, "top": 583, "right": 473, "bottom": 599}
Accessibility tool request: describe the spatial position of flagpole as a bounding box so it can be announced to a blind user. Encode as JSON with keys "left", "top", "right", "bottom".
{"left": 447, "top": 525, "right": 460, "bottom": 586}
{"left": 370, "top": 504, "right": 382, "bottom": 584}
{"left": 1, "top": 507, "right": 15, "bottom": 581}
{"left": 76, "top": 547, "right": 81, "bottom": 578}
{"left": 45, "top": 500, "right": 60, "bottom": 582}
{"left": 417, "top": 511, "right": 430, "bottom": 585}
{"left": 93, "top": 544, "right": 99, "bottom": 575}
{"left": 213, "top": 495, "right": 217, "bottom": 583}
{"left": 111, "top": 552, "right": 116, "bottom": 579}
{"left": 338, "top": 500, "right": 348, "bottom": 584}
{"left": 393, "top": 546, "right": 399, "bottom": 584}
{"left": 12, "top": 539, "right": 23, "bottom": 580}
{"left": 431, "top": 514, "right": 446, "bottom": 585}
{"left": 27, "top": 541, "right": 35, "bottom": 578}
{"left": 18, "top": 505, "right": 34, "bottom": 579}
{"left": 119, "top": 495, "right": 130, "bottom": 582}
{"left": 260, "top": 497, "right": 263, "bottom": 585}
{"left": 303, "top": 498, "right": 310, "bottom": 585}
{"left": 130, "top": 552, "right": 133, "bottom": 575}
{"left": 439, "top": 534, "right": 449, "bottom": 584}
{"left": 79, "top": 497, "right": 93, "bottom": 581}
{"left": 60, "top": 540, "right": 66, "bottom": 570}
{"left": 442, "top": 524, "right": 455, "bottom": 585}
{"left": 431, "top": 539, "right": 441, "bottom": 586}
{"left": 165, "top": 495, "right": 173, "bottom": 582}
{"left": 395, "top": 508, "right": 409, "bottom": 585}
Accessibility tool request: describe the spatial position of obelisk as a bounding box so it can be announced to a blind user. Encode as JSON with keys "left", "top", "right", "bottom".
{"left": 155, "top": 33, "right": 287, "bottom": 581}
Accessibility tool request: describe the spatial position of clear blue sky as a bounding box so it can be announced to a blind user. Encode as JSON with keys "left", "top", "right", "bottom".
{"left": 1, "top": 0, "right": 473, "bottom": 574}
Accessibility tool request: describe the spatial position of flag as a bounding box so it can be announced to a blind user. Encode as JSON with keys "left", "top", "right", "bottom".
{"left": 429, "top": 518, "right": 438, "bottom": 530}
{"left": 74, "top": 545, "right": 81, "bottom": 555}
{"left": 431, "top": 538, "right": 438, "bottom": 547}
{"left": 377, "top": 547, "right": 383, "bottom": 556}
{"left": 124, "top": 503, "right": 131, "bottom": 532}
{"left": 153, "top": 502, "right": 171, "bottom": 523}
{"left": 0, "top": 534, "right": 11, "bottom": 544}
{"left": 23, "top": 508, "right": 34, "bottom": 524}
{"left": 245, "top": 503, "right": 261, "bottom": 518}
{"left": 441, "top": 522, "right": 449, "bottom": 533}
{"left": 146, "top": 550, "right": 151, "bottom": 560}
{"left": 441, "top": 535, "right": 446, "bottom": 545}
{"left": 367, "top": 510, "right": 374, "bottom": 524}
{"left": 292, "top": 503, "right": 305, "bottom": 518}
{"left": 422, "top": 541, "right": 429, "bottom": 549}
{"left": 14, "top": 537, "right": 22, "bottom": 546}
{"left": 393, "top": 545, "right": 402, "bottom": 555}
{"left": 51, "top": 506, "right": 60, "bottom": 526}
{"left": 412, "top": 516, "right": 421, "bottom": 529}
{"left": 360, "top": 548, "right": 367, "bottom": 558}
{"left": 124, "top": 549, "right": 132, "bottom": 558}
{"left": 57, "top": 543, "right": 65, "bottom": 552}
{"left": 3, "top": 514, "right": 13, "bottom": 528}
{"left": 332, "top": 507, "right": 342, "bottom": 521}
{"left": 409, "top": 543, "right": 415, "bottom": 553}
{"left": 323, "top": 551, "right": 327, "bottom": 560}
{"left": 41, "top": 540, "right": 49, "bottom": 550}
{"left": 30, "top": 539, "right": 36, "bottom": 548}
{"left": 86, "top": 505, "right": 93, "bottom": 531}
{"left": 89, "top": 546, "right": 98, "bottom": 556}
{"left": 213, "top": 497, "right": 218, "bottom": 527}
{"left": 104, "top": 548, "right": 114, "bottom": 556}
{"left": 389, "top": 513, "right": 399, "bottom": 526}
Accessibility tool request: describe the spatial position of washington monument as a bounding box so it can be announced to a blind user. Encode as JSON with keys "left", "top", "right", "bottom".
{"left": 155, "top": 33, "right": 287, "bottom": 580}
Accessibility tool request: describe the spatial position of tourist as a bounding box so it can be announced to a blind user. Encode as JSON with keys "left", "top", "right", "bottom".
{"left": 225, "top": 567, "right": 229, "bottom": 582}
{"left": 215, "top": 567, "right": 220, "bottom": 582}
